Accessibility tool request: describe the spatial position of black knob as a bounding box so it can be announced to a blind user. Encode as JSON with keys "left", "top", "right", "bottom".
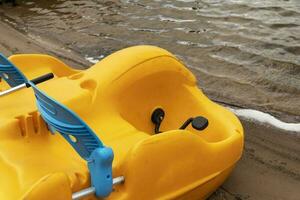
{"left": 191, "top": 116, "right": 209, "bottom": 130}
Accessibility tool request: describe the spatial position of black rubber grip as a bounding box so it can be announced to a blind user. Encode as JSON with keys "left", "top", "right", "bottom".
{"left": 26, "top": 73, "right": 54, "bottom": 87}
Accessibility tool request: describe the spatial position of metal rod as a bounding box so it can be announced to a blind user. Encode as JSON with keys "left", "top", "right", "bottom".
{"left": 0, "top": 83, "right": 26, "bottom": 96}
{"left": 0, "top": 73, "right": 54, "bottom": 97}
{"left": 72, "top": 187, "right": 96, "bottom": 200}
{"left": 113, "top": 176, "right": 125, "bottom": 185}
{"left": 72, "top": 176, "right": 125, "bottom": 200}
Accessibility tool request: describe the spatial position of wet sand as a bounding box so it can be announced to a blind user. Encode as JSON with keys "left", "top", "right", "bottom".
{"left": 0, "top": 20, "right": 88, "bottom": 69}
{"left": 211, "top": 119, "right": 300, "bottom": 200}
{"left": 0, "top": 19, "right": 299, "bottom": 200}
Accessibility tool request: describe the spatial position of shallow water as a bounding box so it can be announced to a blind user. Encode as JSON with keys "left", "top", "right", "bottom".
{"left": 1, "top": 0, "right": 300, "bottom": 120}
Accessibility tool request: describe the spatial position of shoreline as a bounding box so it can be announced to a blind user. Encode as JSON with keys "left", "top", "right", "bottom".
{"left": 211, "top": 119, "right": 300, "bottom": 200}
{"left": 0, "top": 18, "right": 89, "bottom": 69}
{"left": 0, "top": 18, "right": 299, "bottom": 200}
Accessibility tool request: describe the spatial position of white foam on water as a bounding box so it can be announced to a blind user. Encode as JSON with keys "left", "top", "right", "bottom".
{"left": 177, "top": 40, "right": 210, "bottom": 48}
{"left": 157, "top": 15, "right": 196, "bottom": 23}
{"left": 163, "top": 4, "right": 194, "bottom": 11}
{"left": 175, "top": 0, "right": 195, "bottom": 2}
{"left": 84, "top": 55, "right": 105, "bottom": 64}
{"left": 229, "top": 108, "right": 300, "bottom": 133}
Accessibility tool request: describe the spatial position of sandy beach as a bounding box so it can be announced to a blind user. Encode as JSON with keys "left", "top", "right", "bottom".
{"left": 0, "top": 13, "right": 299, "bottom": 200}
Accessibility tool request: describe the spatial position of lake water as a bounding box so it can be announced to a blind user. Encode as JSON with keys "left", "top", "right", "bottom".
{"left": 1, "top": 0, "right": 300, "bottom": 121}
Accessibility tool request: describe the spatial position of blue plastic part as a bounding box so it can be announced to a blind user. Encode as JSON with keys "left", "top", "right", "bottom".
{"left": 88, "top": 148, "right": 114, "bottom": 197}
{"left": 28, "top": 81, "right": 114, "bottom": 197}
{"left": 0, "top": 53, "right": 27, "bottom": 87}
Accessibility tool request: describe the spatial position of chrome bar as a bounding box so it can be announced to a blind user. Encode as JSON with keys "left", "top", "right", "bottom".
{"left": 0, "top": 83, "right": 26, "bottom": 97}
{"left": 72, "top": 187, "right": 95, "bottom": 200}
{"left": 0, "top": 73, "right": 54, "bottom": 97}
{"left": 113, "top": 176, "right": 125, "bottom": 185}
{"left": 72, "top": 176, "right": 125, "bottom": 200}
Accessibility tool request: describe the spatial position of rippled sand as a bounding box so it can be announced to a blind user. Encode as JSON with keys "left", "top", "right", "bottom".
{"left": 1, "top": 0, "right": 299, "bottom": 120}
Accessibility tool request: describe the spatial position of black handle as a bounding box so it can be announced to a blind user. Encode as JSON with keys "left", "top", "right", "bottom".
{"left": 179, "top": 118, "right": 194, "bottom": 130}
{"left": 26, "top": 73, "right": 54, "bottom": 87}
{"left": 179, "top": 116, "right": 209, "bottom": 131}
{"left": 151, "top": 108, "right": 165, "bottom": 134}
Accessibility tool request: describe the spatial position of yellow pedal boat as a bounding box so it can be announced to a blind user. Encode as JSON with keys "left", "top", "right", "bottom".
{"left": 0, "top": 45, "right": 244, "bottom": 200}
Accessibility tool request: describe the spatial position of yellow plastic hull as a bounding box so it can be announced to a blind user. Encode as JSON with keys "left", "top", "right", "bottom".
{"left": 0, "top": 46, "right": 244, "bottom": 199}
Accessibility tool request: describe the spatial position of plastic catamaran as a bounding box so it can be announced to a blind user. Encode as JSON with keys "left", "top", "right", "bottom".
{"left": 0, "top": 46, "right": 244, "bottom": 200}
